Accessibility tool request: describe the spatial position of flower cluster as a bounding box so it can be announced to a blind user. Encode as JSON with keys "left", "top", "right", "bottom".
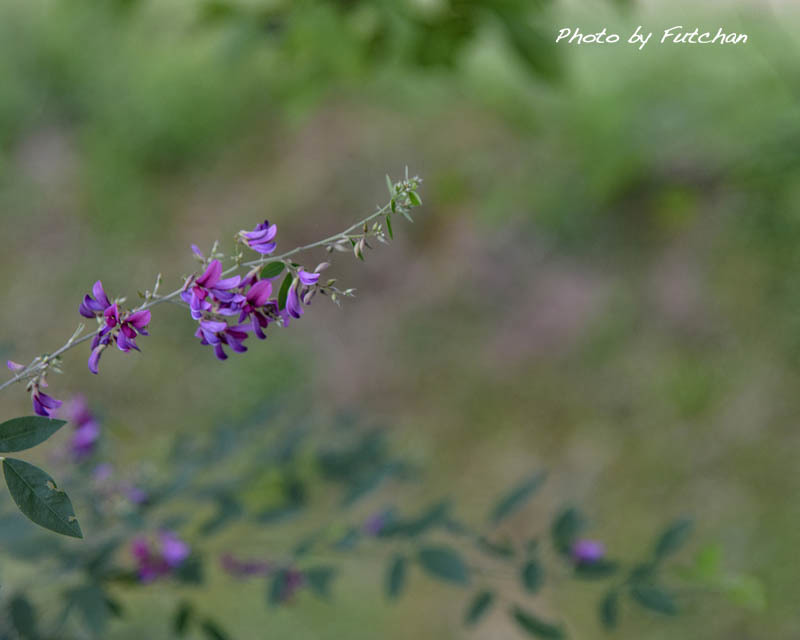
{"left": 79, "top": 281, "right": 151, "bottom": 374}
{"left": 130, "top": 531, "right": 190, "bottom": 582}
{"left": 183, "top": 222, "right": 325, "bottom": 360}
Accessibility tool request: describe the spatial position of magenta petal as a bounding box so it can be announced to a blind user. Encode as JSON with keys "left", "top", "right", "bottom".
{"left": 246, "top": 280, "right": 273, "bottom": 306}
{"left": 196, "top": 259, "right": 222, "bottom": 288}
{"left": 214, "top": 276, "right": 241, "bottom": 291}
{"left": 127, "top": 310, "right": 151, "bottom": 329}
{"left": 298, "top": 269, "right": 321, "bottom": 286}
{"left": 37, "top": 392, "right": 62, "bottom": 410}
{"left": 6, "top": 360, "right": 24, "bottom": 372}
{"left": 88, "top": 347, "right": 103, "bottom": 374}
{"left": 92, "top": 281, "right": 110, "bottom": 307}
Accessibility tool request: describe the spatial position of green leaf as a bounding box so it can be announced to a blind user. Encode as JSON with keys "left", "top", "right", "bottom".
{"left": 277, "top": 273, "right": 292, "bottom": 310}
{"left": 521, "top": 560, "right": 544, "bottom": 593}
{"left": 200, "top": 619, "right": 230, "bottom": 640}
{"left": 510, "top": 605, "right": 565, "bottom": 639}
{"left": 476, "top": 535, "right": 515, "bottom": 559}
{"left": 175, "top": 556, "right": 204, "bottom": 584}
{"left": 386, "top": 174, "right": 394, "bottom": 195}
{"left": 2, "top": 458, "right": 82, "bottom": 538}
{"left": 574, "top": 560, "right": 619, "bottom": 580}
{"left": 305, "top": 566, "right": 336, "bottom": 598}
{"left": 551, "top": 507, "right": 585, "bottom": 555}
{"left": 9, "top": 594, "right": 38, "bottom": 640}
{"left": 174, "top": 601, "right": 193, "bottom": 636}
{"left": 385, "top": 214, "right": 393, "bottom": 240}
{"left": 0, "top": 416, "right": 66, "bottom": 453}
{"left": 67, "top": 584, "right": 109, "bottom": 636}
{"left": 630, "top": 585, "right": 678, "bottom": 615}
{"left": 654, "top": 518, "right": 693, "bottom": 561}
{"left": 490, "top": 472, "right": 546, "bottom": 524}
{"left": 386, "top": 554, "right": 407, "bottom": 599}
{"left": 408, "top": 190, "right": 422, "bottom": 207}
{"left": 599, "top": 590, "right": 619, "bottom": 630}
{"left": 418, "top": 545, "right": 469, "bottom": 585}
{"left": 464, "top": 590, "right": 494, "bottom": 626}
{"left": 260, "top": 262, "right": 285, "bottom": 280}
{"left": 268, "top": 568, "right": 289, "bottom": 605}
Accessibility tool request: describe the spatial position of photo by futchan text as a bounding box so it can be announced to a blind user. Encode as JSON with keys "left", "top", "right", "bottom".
{"left": 556, "top": 26, "right": 749, "bottom": 50}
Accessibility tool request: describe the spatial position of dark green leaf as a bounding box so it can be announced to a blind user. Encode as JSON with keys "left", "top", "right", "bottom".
{"left": 268, "top": 568, "right": 289, "bottom": 605}
{"left": 277, "top": 273, "right": 292, "bottom": 310}
{"left": 305, "top": 566, "right": 336, "bottom": 598}
{"left": 3, "top": 458, "right": 82, "bottom": 538}
{"left": 600, "top": 590, "right": 619, "bottom": 630}
{"left": 386, "top": 554, "right": 407, "bottom": 599}
{"left": 418, "top": 545, "right": 469, "bottom": 585}
{"left": 404, "top": 500, "right": 450, "bottom": 537}
{"left": 490, "top": 472, "right": 546, "bottom": 524}
{"left": 408, "top": 190, "right": 422, "bottom": 207}
{"left": 174, "top": 601, "right": 193, "bottom": 636}
{"left": 260, "top": 262, "right": 285, "bottom": 279}
{"left": 630, "top": 585, "right": 678, "bottom": 615}
{"left": 200, "top": 619, "right": 230, "bottom": 640}
{"left": 477, "top": 535, "right": 515, "bottom": 559}
{"left": 510, "top": 605, "right": 565, "bottom": 639}
{"left": 105, "top": 597, "right": 124, "bottom": 618}
{"left": 0, "top": 416, "right": 66, "bottom": 453}
{"left": 551, "top": 507, "right": 585, "bottom": 555}
{"left": 464, "top": 590, "right": 494, "bottom": 626}
{"left": 574, "top": 560, "right": 619, "bottom": 580}
{"left": 654, "top": 518, "right": 693, "bottom": 561}
{"left": 9, "top": 594, "right": 38, "bottom": 640}
{"left": 521, "top": 560, "right": 544, "bottom": 593}
{"left": 68, "top": 584, "right": 109, "bottom": 636}
{"left": 385, "top": 214, "right": 393, "bottom": 240}
{"left": 175, "top": 556, "right": 204, "bottom": 584}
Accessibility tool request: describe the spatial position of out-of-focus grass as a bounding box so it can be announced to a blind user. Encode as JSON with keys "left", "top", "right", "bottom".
{"left": 1, "top": 0, "right": 799, "bottom": 637}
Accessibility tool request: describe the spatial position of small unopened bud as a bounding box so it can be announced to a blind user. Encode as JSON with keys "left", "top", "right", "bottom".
{"left": 314, "top": 262, "right": 330, "bottom": 273}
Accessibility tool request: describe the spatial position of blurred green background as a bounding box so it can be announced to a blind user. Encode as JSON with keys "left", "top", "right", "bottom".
{"left": 0, "top": 0, "right": 797, "bottom": 637}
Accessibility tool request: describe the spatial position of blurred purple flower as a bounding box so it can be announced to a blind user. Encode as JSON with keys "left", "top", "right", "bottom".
{"left": 65, "top": 395, "right": 101, "bottom": 461}
{"left": 363, "top": 510, "right": 390, "bottom": 536}
{"left": 92, "top": 463, "right": 114, "bottom": 484}
{"left": 572, "top": 539, "right": 606, "bottom": 565}
{"left": 131, "top": 531, "right": 190, "bottom": 582}
{"left": 240, "top": 220, "right": 277, "bottom": 255}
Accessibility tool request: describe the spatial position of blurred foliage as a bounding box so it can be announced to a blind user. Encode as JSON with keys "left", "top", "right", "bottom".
{"left": 0, "top": 0, "right": 796, "bottom": 636}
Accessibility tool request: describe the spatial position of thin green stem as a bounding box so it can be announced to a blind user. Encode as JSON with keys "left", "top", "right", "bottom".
{"left": 0, "top": 201, "right": 394, "bottom": 395}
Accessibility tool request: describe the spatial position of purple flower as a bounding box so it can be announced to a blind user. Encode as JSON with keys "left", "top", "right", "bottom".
{"left": 274, "top": 567, "right": 305, "bottom": 603}
{"left": 131, "top": 531, "right": 190, "bottom": 582}
{"left": 79, "top": 281, "right": 111, "bottom": 318}
{"left": 298, "top": 269, "right": 321, "bottom": 286}
{"left": 65, "top": 395, "right": 101, "bottom": 461}
{"left": 92, "top": 463, "right": 114, "bottom": 484}
{"left": 572, "top": 539, "right": 606, "bottom": 565}
{"left": 286, "top": 280, "right": 304, "bottom": 319}
{"left": 80, "top": 281, "right": 151, "bottom": 373}
{"left": 31, "top": 385, "right": 62, "bottom": 418}
{"left": 125, "top": 485, "right": 149, "bottom": 505}
{"left": 6, "top": 360, "right": 24, "bottom": 373}
{"left": 363, "top": 510, "right": 390, "bottom": 536}
{"left": 195, "top": 320, "right": 250, "bottom": 360}
{"left": 161, "top": 531, "right": 191, "bottom": 567}
{"left": 239, "top": 220, "right": 277, "bottom": 255}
